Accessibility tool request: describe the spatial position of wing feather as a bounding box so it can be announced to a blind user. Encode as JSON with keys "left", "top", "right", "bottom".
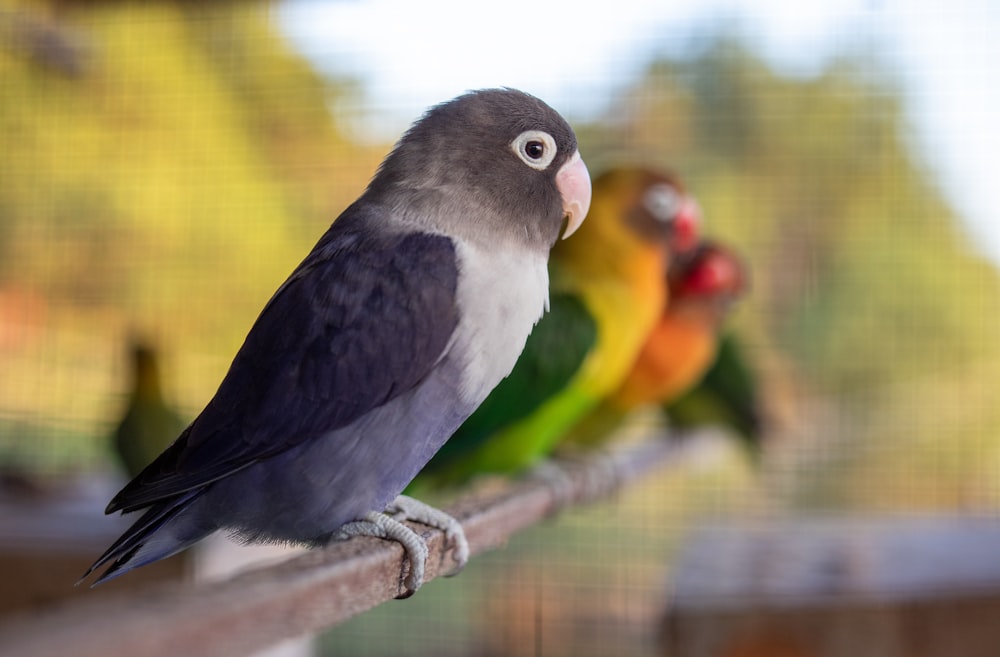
{"left": 108, "top": 207, "right": 460, "bottom": 513}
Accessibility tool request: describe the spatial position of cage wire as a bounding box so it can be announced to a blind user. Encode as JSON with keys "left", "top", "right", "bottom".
{"left": 1, "top": 2, "right": 999, "bottom": 656}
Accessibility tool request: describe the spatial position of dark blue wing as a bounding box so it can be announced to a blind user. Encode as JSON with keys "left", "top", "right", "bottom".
{"left": 108, "top": 206, "right": 460, "bottom": 513}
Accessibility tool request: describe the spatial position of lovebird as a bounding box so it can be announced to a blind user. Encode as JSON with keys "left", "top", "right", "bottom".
{"left": 111, "top": 340, "right": 187, "bottom": 479}
{"left": 415, "top": 167, "right": 700, "bottom": 488}
{"left": 569, "top": 240, "right": 750, "bottom": 446}
{"left": 665, "top": 331, "right": 764, "bottom": 455}
{"left": 81, "top": 89, "right": 592, "bottom": 595}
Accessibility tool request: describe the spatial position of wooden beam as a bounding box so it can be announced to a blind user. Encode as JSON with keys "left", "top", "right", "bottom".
{"left": 0, "top": 432, "right": 712, "bottom": 657}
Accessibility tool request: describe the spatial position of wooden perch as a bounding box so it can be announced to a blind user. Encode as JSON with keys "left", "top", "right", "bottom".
{"left": 0, "top": 431, "right": 716, "bottom": 657}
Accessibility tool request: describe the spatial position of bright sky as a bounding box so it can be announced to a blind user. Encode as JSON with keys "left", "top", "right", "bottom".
{"left": 280, "top": 0, "right": 1000, "bottom": 266}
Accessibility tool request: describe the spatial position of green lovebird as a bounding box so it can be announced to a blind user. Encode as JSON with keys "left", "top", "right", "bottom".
{"left": 414, "top": 167, "right": 701, "bottom": 489}
{"left": 112, "top": 341, "right": 187, "bottom": 479}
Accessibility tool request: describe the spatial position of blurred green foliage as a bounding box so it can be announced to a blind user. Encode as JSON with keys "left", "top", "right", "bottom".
{"left": 0, "top": 2, "right": 382, "bottom": 469}
{"left": 576, "top": 37, "right": 1000, "bottom": 510}
{"left": 2, "top": 2, "right": 376, "bottom": 338}
{"left": 582, "top": 39, "right": 1000, "bottom": 393}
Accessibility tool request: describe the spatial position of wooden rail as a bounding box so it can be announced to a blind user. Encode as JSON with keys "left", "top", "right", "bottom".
{"left": 0, "top": 432, "right": 713, "bottom": 657}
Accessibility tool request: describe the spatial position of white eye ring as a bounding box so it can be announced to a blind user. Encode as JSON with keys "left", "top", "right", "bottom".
{"left": 643, "top": 183, "right": 680, "bottom": 222}
{"left": 511, "top": 130, "right": 557, "bottom": 171}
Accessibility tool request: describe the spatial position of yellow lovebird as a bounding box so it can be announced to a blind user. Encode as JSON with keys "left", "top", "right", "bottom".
{"left": 416, "top": 167, "right": 700, "bottom": 487}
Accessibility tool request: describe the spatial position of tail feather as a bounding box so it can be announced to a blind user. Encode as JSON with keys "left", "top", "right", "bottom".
{"left": 79, "top": 490, "right": 213, "bottom": 586}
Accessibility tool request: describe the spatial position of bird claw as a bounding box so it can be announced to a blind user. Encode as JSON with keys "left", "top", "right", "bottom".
{"left": 335, "top": 511, "right": 428, "bottom": 597}
{"left": 385, "top": 495, "right": 469, "bottom": 577}
{"left": 334, "top": 496, "right": 468, "bottom": 598}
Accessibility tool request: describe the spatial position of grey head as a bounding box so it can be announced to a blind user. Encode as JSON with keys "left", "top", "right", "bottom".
{"left": 365, "top": 88, "right": 590, "bottom": 252}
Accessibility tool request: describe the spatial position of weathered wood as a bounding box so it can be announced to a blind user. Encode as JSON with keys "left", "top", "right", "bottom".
{"left": 0, "top": 473, "right": 195, "bottom": 614}
{"left": 664, "top": 515, "right": 1000, "bottom": 657}
{"left": 0, "top": 432, "right": 710, "bottom": 657}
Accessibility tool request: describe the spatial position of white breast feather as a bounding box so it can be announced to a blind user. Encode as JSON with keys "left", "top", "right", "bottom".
{"left": 450, "top": 239, "right": 550, "bottom": 405}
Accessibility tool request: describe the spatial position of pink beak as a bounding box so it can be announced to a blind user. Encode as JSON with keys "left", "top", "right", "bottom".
{"left": 555, "top": 150, "right": 591, "bottom": 240}
{"left": 671, "top": 196, "right": 702, "bottom": 254}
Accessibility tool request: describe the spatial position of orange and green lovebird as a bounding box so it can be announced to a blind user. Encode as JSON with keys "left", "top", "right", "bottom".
{"left": 567, "top": 239, "right": 749, "bottom": 447}
{"left": 415, "top": 167, "right": 701, "bottom": 488}
{"left": 665, "top": 330, "right": 765, "bottom": 455}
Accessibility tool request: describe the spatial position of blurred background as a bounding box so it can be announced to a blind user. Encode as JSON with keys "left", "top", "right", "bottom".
{"left": 1, "top": 1, "right": 999, "bottom": 655}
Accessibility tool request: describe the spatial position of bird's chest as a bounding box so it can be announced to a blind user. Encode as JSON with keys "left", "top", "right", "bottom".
{"left": 450, "top": 240, "right": 550, "bottom": 405}
{"left": 572, "top": 270, "right": 667, "bottom": 397}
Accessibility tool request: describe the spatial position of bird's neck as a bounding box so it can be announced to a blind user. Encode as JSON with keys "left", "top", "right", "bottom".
{"left": 554, "top": 236, "right": 667, "bottom": 295}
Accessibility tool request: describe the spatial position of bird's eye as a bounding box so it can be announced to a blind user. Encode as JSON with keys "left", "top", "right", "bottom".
{"left": 511, "top": 130, "right": 557, "bottom": 170}
{"left": 643, "top": 184, "right": 680, "bottom": 222}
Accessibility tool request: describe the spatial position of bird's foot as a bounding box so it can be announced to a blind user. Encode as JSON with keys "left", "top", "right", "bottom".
{"left": 575, "top": 447, "right": 624, "bottom": 502}
{"left": 549, "top": 443, "right": 625, "bottom": 501}
{"left": 335, "top": 511, "right": 428, "bottom": 598}
{"left": 385, "top": 495, "right": 469, "bottom": 577}
{"left": 528, "top": 449, "right": 624, "bottom": 513}
{"left": 526, "top": 460, "right": 578, "bottom": 513}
